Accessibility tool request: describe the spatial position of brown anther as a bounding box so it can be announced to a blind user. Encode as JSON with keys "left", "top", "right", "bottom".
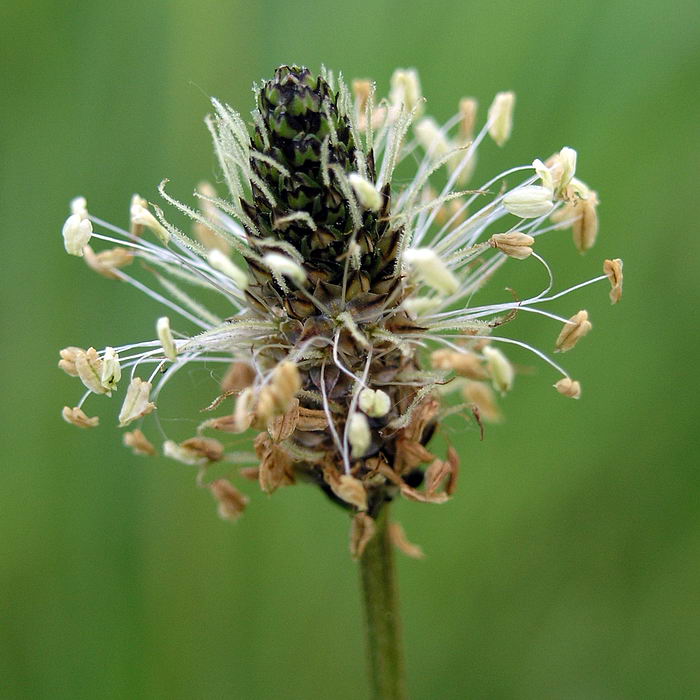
{"left": 180, "top": 437, "right": 225, "bottom": 463}
{"left": 388, "top": 522, "right": 425, "bottom": 559}
{"left": 58, "top": 346, "right": 85, "bottom": 376}
{"left": 350, "top": 512, "right": 376, "bottom": 560}
{"left": 221, "top": 361, "right": 256, "bottom": 394}
{"left": 554, "top": 377, "right": 582, "bottom": 399}
{"left": 296, "top": 406, "right": 329, "bottom": 431}
{"left": 395, "top": 438, "right": 435, "bottom": 472}
{"left": 402, "top": 397, "right": 440, "bottom": 443}
{"left": 257, "top": 361, "right": 301, "bottom": 422}
{"left": 490, "top": 231, "right": 535, "bottom": 260}
{"left": 331, "top": 474, "right": 368, "bottom": 511}
{"left": 462, "top": 380, "right": 501, "bottom": 422}
{"left": 425, "top": 446, "right": 460, "bottom": 497}
{"left": 239, "top": 467, "right": 260, "bottom": 482}
{"left": 62, "top": 406, "right": 99, "bottom": 428}
{"left": 603, "top": 258, "right": 623, "bottom": 304}
{"left": 209, "top": 478, "right": 249, "bottom": 521}
{"left": 267, "top": 399, "right": 299, "bottom": 442}
{"left": 256, "top": 433, "right": 294, "bottom": 494}
{"left": 431, "top": 348, "right": 487, "bottom": 380}
{"left": 83, "top": 245, "right": 134, "bottom": 279}
{"left": 572, "top": 192, "right": 599, "bottom": 253}
{"left": 123, "top": 428, "right": 156, "bottom": 455}
{"left": 400, "top": 483, "right": 449, "bottom": 504}
{"left": 555, "top": 310, "right": 592, "bottom": 353}
{"left": 233, "top": 387, "right": 254, "bottom": 433}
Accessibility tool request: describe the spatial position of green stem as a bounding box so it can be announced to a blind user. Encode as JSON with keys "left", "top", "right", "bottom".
{"left": 359, "top": 507, "right": 408, "bottom": 700}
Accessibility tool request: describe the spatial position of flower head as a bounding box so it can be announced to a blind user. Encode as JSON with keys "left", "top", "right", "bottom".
{"left": 59, "top": 65, "right": 622, "bottom": 552}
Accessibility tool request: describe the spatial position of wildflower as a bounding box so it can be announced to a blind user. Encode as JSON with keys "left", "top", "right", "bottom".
{"left": 59, "top": 64, "right": 621, "bottom": 533}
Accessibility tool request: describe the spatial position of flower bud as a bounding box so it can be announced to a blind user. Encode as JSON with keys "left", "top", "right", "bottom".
{"left": 503, "top": 186, "right": 554, "bottom": 219}
{"left": 487, "top": 91, "right": 515, "bottom": 147}
{"left": 358, "top": 388, "right": 391, "bottom": 418}
{"left": 348, "top": 172, "right": 382, "bottom": 212}
{"left": 555, "top": 310, "right": 592, "bottom": 352}
{"left": 348, "top": 412, "right": 371, "bottom": 458}
{"left": 62, "top": 214, "right": 92, "bottom": 256}
{"left": 490, "top": 231, "right": 535, "bottom": 260}
{"left": 118, "top": 377, "right": 156, "bottom": 427}
{"left": 403, "top": 247, "right": 459, "bottom": 295}
{"left": 156, "top": 316, "right": 177, "bottom": 361}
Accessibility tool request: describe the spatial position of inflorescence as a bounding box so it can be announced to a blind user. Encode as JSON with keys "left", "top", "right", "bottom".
{"left": 59, "top": 66, "right": 623, "bottom": 556}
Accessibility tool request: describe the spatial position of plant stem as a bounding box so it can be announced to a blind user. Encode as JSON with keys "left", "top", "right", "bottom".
{"left": 359, "top": 507, "right": 408, "bottom": 700}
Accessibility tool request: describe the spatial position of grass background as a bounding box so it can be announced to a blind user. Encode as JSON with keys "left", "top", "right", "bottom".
{"left": 2, "top": 0, "right": 699, "bottom": 697}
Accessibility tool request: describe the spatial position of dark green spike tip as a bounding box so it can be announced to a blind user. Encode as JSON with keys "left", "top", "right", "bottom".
{"left": 246, "top": 66, "right": 398, "bottom": 315}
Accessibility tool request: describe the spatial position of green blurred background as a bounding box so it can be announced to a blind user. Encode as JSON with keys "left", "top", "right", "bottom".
{"left": 2, "top": 0, "right": 699, "bottom": 698}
